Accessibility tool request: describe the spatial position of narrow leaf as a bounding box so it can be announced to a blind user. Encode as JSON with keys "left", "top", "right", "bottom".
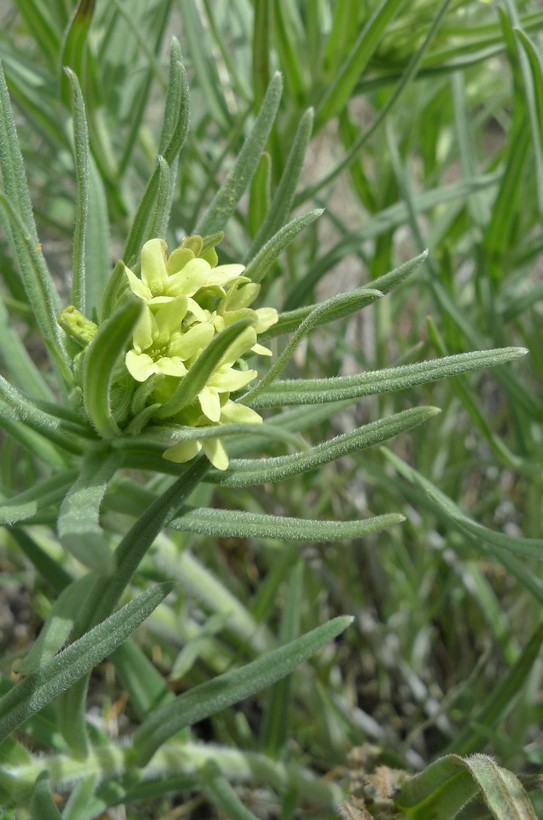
{"left": 209, "top": 407, "right": 440, "bottom": 487}
{"left": 82, "top": 298, "right": 142, "bottom": 438}
{"left": 242, "top": 287, "right": 383, "bottom": 403}
{"left": 0, "top": 583, "right": 173, "bottom": 744}
{"left": 170, "top": 506, "right": 404, "bottom": 542}
{"left": 249, "top": 348, "right": 528, "bottom": 408}
{"left": 396, "top": 753, "right": 537, "bottom": 819}
{"left": 65, "top": 68, "right": 89, "bottom": 315}
{"left": 385, "top": 449, "right": 543, "bottom": 560}
{"left": 58, "top": 450, "right": 121, "bottom": 571}
{"left": 244, "top": 209, "right": 323, "bottom": 284}
{"left": 248, "top": 107, "right": 314, "bottom": 256}
{"left": 134, "top": 615, "right": 353, "bottom": 765}
{"left": 196, "top": 72, "right": 283, "bottom": 235}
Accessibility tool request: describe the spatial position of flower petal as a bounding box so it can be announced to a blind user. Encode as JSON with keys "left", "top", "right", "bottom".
{"left": 132, "top": 305, "right": 156, "bottom": 351}
{"left": 125, "top": 350, "right": 157, "bottom": 382}
{"left": 220, "top": 401, "right": 262, "bottom": 425}
{"left": 167, "top": 258, "right": 212, "bottom": 296}
{"left": 169, "top": 322, "right": 214, "bottom": 359}
{"left": 154, "top": 297, "right": 188, "bottom": 344}
{"left": 141, "top": 238, "right": 168, "bottom": 295}
{"left": 155, "top": 356, "right": 187, "bottom": 378}
{"left": 163, "top": 438, "right": 202, "bottom": 463}
{"left": 209, "top": 366, "right": 257, "bottom": 392}
{"left": 125, "top": 266, "right": 152, "bottom": 301}
{"left": 198, "top": 386, "right": 221, "bottom": 422}
{"left": 202, "top": 437, "right": 229, "bottom": 470}
{"left": 165, "top": 247, "right": 195, "bottom": 275}
{"left": 205, "top": 264, "right": 246, "bottom": 287}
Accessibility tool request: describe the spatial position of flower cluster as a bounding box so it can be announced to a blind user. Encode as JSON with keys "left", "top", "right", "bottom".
{"left": 123, "top": 236, "right": 277, "bottom": 469}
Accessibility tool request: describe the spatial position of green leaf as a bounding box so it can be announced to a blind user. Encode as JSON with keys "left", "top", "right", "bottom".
{"left": 249, "top": 348, "right": 527, "bottom": 408}
{"left": 61, "top": 775, "right": 98, "bottom": 820}
{"left": 65, "top": 67, "right": 89, "bottom": 316}
{"left": 248, "top": 107, "right": 314, "bottom": 256}
{"left": 110, "top": 641, "right": 173, "bottom": 720}
{"left": 123, "top": 156, "right": 171, "bottom": 265}
{"left": 170, "top": 506, "right": 404, "bottom": 542}
{"left": 58, "top": 450, "right": 121, "bottom": 571}
{"left": 59, "top": 0, "right": 98, "bottom": 109}
{"left": 8, "top": 529, "right": 72, "bottom": 594}
{"left": 298, "top": 0, "right": 455, "bottom": 203}
{"left": 15, "top": 576, "right": 97, "bottom": 677}
{"left": 315, "top": 0, "right": 406, "bottom": 128}
{"left": 266, "top": 251, "right": 427, "bottom": 337}
{"left": 514, "top": 27, "right": 543, "bottom": 216}
{"left": 30, "top": 771, "right": 62, "bottom": 820}
{"left": 82, "top": 297, "right": 142, "bottom": 438}
{"left": 243, "top": 209, "right": 323, "bottom": 284}
{"left": 242, "top": 286, "right": 383, "bottom": 403}
{"left": 209, "top": 407, "right": 440, "bottom": 487}
{"left": 0, "top": 582, "right": 173, "bottom": 745}
{"left": 154, "top": 318, "right": 254, "bottom": 419}
{"left": 201, "top": 760, "right": 259, "bottom": 820}
{"left": 0, "top": 289, "right": 54, "bottom": 402}
{"left": 80, "top": 456, "right": 210, "bottom": 631}
{"left": 0, "top": 191, "right": 69, "bottom": 380}
{"left": 261, "top": 561, "right": 302, "bottom": 758}
{"left": 159, "top": 38, "right": 190, "bottom": 166}
{"left": 134, "top": 615, "right": 353, "bottom": 765}
{"left": 395, "top": 753, "right": 537, "bottom": 819}
{"left": 0, "top": 471, "right": 77, "bottom": 525}
{"left": 196, "top": 72, "right": 283, "bottom": 235}
{"left": 0, "top": 377, "right": 82, "bottom": 455}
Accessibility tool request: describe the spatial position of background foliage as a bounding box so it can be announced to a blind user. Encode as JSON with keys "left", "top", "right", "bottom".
{"left": 0, "top": 0, "right": 542, "bottom": 817}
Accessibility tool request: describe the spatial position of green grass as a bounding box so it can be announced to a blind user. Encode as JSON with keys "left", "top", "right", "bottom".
{"left": 0, "top": 1, "right": 543, "bottom": 817}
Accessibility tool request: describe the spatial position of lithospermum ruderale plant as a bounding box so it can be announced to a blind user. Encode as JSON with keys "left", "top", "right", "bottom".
{"left": 0, "top": 41, "right": 529, "bottom": 818}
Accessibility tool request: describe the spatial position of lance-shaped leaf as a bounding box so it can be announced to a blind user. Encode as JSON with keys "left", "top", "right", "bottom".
{"left": 249, "top": 348, "right": 527, "bottom": 408}
{"left": 0, "top": 582, "right": 172, "bottom": 745}
{"left": 58, "top": 450, "right": 122, "bottom": 571}
{"left": 0, "top": 191, "right": 68, "bottom": 378}
{"left": 15, "top": 576, "right": 98, "bottom": 678}
{"left": 154, "top": 318, "right": 254, "bottom": 420}
{"left": 159, "top": 38, "right": 190, "bottom": 166}
{"left": 115, "top": 421, "right": 305, "bottom": 458}
{"left": 208, "top": 406, "right": 439, "bottom": 487}
{"left": 242, "top": 286, "right": 383, "bottom": 403}
{"left": 201, "top": 760, "right": 259, "bottom": 820}
{"left": 247, "top": 107, "right": 314, "bottom": 257}
{"left": 82, "top": 297, "right": 142, "bottom": 438}
{"left": 267, "top": 286, "right": 382, "bottom": 338}
{"left": 59, "top": 0, "right": 98, "bottom": 108}
{"left": 196, "top": 72, "right": 283, "bottom": 236}
{"left": 243, "top": 209, "right": 323, "bottom": 284}
{"left": 65, "top": 68, "right": 89, "bottom": 315}
{"left": 77, "top": 456, "right": 210, "bottom": 632}
{"left": 134, "top": 615, "right": 353, "bottom": 765}
{"left": 30, "top": 771, "right": 62, "bottom": 820}
{"left": 395, "top": 753, "right": 537, "bottom": 819}
{"left": 123, "top": 156, "right": 170, "bottom": 265}
{"left": 170, "top": 506, "right": 404, "bottom": 542}
{"left": 0, "top": 377, "right": 82, "bottom": 454}
{"left": 0, "top": 471, "right": 78, "bottom": 526}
